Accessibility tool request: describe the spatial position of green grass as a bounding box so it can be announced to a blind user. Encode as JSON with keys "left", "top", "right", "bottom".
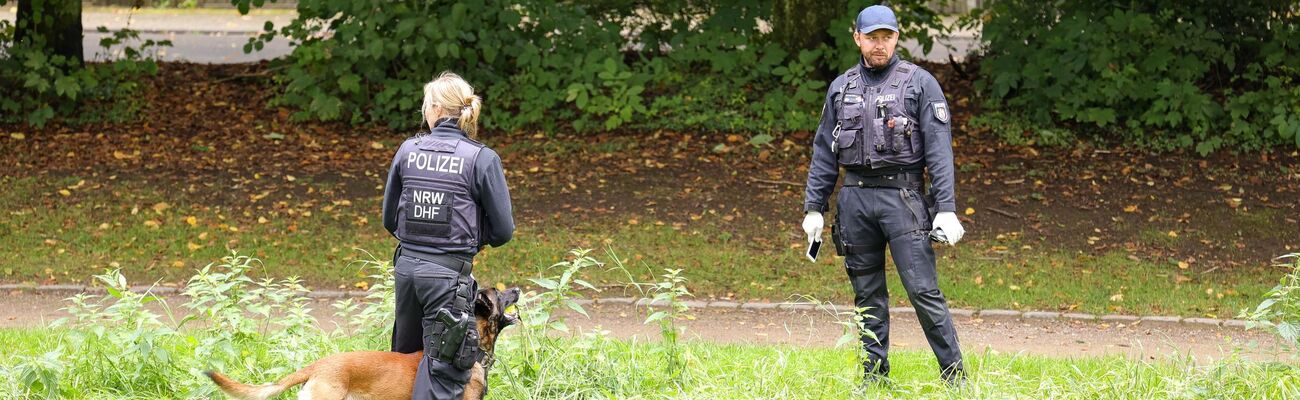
{"left": 0, "top": 176, "right": 1280, "bottom": 318}
{"left": 2, "top": 327, "right": 1297, "bottom": 399}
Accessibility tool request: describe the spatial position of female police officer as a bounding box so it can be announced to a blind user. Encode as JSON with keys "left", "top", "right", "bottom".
{"left": 382, "top": 72, "right": 514, "bottom": 399}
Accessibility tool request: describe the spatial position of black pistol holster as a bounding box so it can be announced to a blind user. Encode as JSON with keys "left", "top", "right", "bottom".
{"left": 415, "top": 252, "right": 484, "bottom": 371}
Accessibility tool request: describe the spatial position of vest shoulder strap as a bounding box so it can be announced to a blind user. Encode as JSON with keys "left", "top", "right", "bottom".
{"left": 887, "top": 61, "right": 920, "bottom": 89}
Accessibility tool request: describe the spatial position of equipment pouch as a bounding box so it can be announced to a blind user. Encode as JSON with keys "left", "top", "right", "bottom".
{"left": 871, "top": 117, "right": 888, "bottom": 154}
{"left": 831, "top": 223, "right": 844, "bottom": 256}
{"left": 837, "top": 130, "right": 863, "bottom": 167}
{"left": 890, "top": 117, "right": 908, "bottom": 154}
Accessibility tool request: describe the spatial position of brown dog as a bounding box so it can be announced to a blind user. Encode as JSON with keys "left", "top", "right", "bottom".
{"left": 206, "top": 287, "right": 520, "bottom": 400}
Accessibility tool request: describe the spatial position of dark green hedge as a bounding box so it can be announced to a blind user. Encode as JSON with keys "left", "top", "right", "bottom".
{"left": 243, "top": 0, "right": 948, "bottom": 134}
{"left": 974, "top": 0, "right": 1300, "bottom": 153}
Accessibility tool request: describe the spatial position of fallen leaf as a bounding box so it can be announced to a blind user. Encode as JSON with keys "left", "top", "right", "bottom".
{"left": 144, "top": 220, "right": 161, "bottom": 228}
{"left": 354, "top": 281, "right": 370, "bottom": 290}
{"left": 185, "top": 216, "right": 198, "bottom": 226}
{"left": 187, "top": 242, "right": 202, "bottom": 251}
{"left": 10, "top": 133, "right": 25, "bottom": 140}
{"left": 1177, "top": 261, "right": 1189, "bottom": 269}
{"left": 1167, "top": 231, "right": 1179, "bottom": 238}
{"left": 152, "top": 202, "right": 170, "bottom": 214}
{"left": 1109, "top": 294, "right": 1124, "bottom": 302}
{"left": 171, "top": 261, "right": 185, "bottom": 268}
{"left": 369, "top": 141, "right": 385, "bottom": 149}
{"left": 57, "top": 189, "right": 71, "bottom": 197}
{"left": 98, "top": 223, "right": 110, "bottom": 230}
{"left": 1123, "top": 205, "right": 1137, "bottom": 213}
{"left": 286, "top": 175, "right": 297, "bottom": 182}
{"left": 258, "top": 216, "right": 269, "bottom": 224}
{"left": 965, "top": 207, "right": 975, "bottom": 215}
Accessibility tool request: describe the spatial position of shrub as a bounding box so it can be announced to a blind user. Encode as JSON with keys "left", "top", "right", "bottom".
{"left": 232, "top": 0, "right": 947, "bottom": 135}
{"left": 0, "top": 1, "right": 169, "bottom": 127}
{"left": 974, "top": 0, "right": 1300, "bottom": 153}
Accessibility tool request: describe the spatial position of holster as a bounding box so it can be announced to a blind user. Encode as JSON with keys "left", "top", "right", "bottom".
{"left": 430, "top": 308, "right": 482, "bottom": 370}
{"left": 831, "top": 223, "right": 844, "bottom": 256}
{"left": 407, "top": 248, "right": 484, "bottom": 371}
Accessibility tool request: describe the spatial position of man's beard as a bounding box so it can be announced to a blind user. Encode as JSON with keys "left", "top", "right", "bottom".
{"left": 866, "top": 53, "right": 891, "bottom": 68}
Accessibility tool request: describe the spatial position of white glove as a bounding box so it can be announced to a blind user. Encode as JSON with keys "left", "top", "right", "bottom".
{"left": 931, "top": 212, "right": 965, "bottom": 245}
{"left": 802, "top": 211, "right": 824, "bottom": 244}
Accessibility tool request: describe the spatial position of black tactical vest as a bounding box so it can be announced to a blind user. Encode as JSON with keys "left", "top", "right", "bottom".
{"left": 395, "top": 135, "right": 485, "bottom": 248}
{"left": 832, "top": 61, "right": 922, "bottom": 168}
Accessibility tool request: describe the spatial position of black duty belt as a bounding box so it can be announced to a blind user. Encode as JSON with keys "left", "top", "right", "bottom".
{"left": 843, "top": 170, "right": 924, "bottom": 189}
{"left": 398, "top": 247, "right": 473, "bottom": 278}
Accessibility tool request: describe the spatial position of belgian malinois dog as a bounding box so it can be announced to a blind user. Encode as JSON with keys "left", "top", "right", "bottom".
{"left": 206, "top": 287, "right": 521, "bottom": 400}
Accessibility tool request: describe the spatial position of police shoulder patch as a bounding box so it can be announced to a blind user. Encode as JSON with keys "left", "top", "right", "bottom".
{"left": 932, "top": 102, "right": 950, "bottom": 124}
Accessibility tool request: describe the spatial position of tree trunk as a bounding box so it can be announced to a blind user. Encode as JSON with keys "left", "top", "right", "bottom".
{"left": 771, "top": 0, "right": 843, "bottom": 81}
{"left": 15, "top": 0, "right": 84, "bottom": 67}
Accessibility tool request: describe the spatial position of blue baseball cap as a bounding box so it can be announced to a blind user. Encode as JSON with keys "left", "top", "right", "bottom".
{"left": 855, "top": 5, "right": 898, "bottom": 34}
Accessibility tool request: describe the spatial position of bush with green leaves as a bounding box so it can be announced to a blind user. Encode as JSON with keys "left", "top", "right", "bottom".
{"left": 974, "top": 0, "right": 1300, "bottom": 153}
{"left": 0, "top": 1, "right": 169, "bottom": 127}
{"left": 232, "top": 0, "right": 948, "bottom": 135}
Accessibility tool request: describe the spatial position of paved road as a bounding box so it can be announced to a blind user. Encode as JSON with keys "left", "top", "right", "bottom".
{"left": 2, "top": 9, "right": 293, "bottom": 63}
{"left": 3, "top": 9, "right": 979, "bottom": 64}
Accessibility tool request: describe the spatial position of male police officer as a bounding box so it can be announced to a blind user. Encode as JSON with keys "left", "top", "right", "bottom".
{"left": 802, "top": 5, "right": 966, "bottom": 384}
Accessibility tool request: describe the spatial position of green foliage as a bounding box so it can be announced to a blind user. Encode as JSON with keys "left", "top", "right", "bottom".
{"left": 519, "top": 248, "right": 603, "bottom": 335}
{"left": 0, "top": 7, "right": 168, "bottom": 127}
{"left": 9, "top": 349, "right": 66, "bottom": 399}
{"left": 1239, "top": 253, "right": 1300, "bottom": 351}
{"left": 975, "top": 0, "right": 1300, "bottom": 153}
{"left": 642, "top": 268, "right": 694, "bottom": 381}
{"left": 28, "top": 253, "right": 394, "bottom": 398}
{"left": 54, "top": 269, "right": 181, "bottom": 396}
{"left": 330, "top": 252, "right": 397, "bottom": 340}
{"left": 230, "top": 0, "right": 947, "bottom": 134}
{"left": 3, "top": 250, "right": 1300, "bottom": 398}
{"left": 180, "top": 254, "right": 325, "bottom": 379}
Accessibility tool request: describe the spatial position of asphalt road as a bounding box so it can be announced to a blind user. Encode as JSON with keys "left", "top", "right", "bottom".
{"left": 3, "top": 10, "right": 979, "bottom": 64}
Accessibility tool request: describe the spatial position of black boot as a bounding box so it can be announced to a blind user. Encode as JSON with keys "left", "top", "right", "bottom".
{"left": 940, "top": 365, "right": 966, "bottom": 388}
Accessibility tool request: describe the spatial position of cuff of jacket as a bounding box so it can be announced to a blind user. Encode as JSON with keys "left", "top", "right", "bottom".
{"left": 935, "top": 203, "right": 956, "bottom": 213}
{"left": 804, "top": 203, "right": 826, "bottom": 213}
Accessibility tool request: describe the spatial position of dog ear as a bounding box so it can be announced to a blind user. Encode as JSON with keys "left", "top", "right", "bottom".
{"left": 474, "top": 288, "right": 495, "bottom": 317}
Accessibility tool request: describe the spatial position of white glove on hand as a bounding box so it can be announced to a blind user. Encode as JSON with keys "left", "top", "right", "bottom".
{"left": 802, "top": 211, "right": 824, "bottom": 244}
{"left": 932, "top": 212, "right": 965, "bottom": 245}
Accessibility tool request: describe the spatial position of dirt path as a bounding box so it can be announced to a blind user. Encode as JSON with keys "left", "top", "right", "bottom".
{"left": 3, "top": 291, "right": 1290, "bottom": 364}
